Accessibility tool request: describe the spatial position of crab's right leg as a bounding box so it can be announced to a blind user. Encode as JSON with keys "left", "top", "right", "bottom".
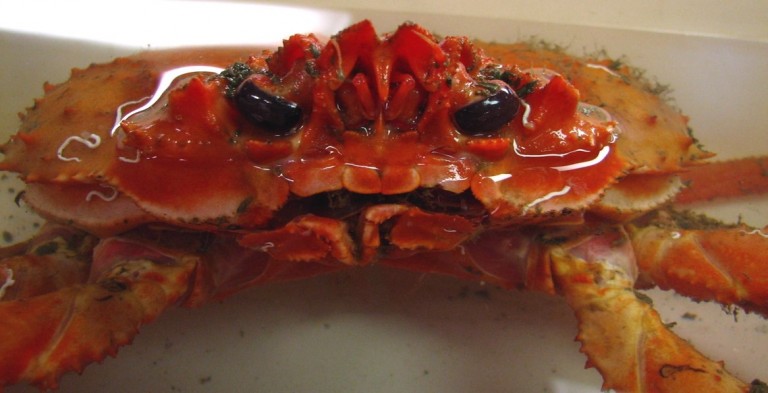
{"left": 0, "top": 226, "right": 217, "bottom": 390}
{"left": 0, "top": 225, "right": 346, "bottom": 390}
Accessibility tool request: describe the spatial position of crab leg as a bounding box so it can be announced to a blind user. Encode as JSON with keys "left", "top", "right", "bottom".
{"left": 0, "top": 225, "right": 350, "bottom": 390}
{"left": 675, "top": 156, "right": 768, "bottom": 204}
{"left": 0, "top": 225, "right": 95, "bottom": 301}
{"left": 550, "top": 227, "right": 752, "bottom": 393}
{"left": 0, "top": 229, "right": 214, "bottom": 390}
{"left": 628, "top": 212, "right": 768, "bottom": 317}
{"left": 380, "top": 218, "right": 766, "bottom": 391}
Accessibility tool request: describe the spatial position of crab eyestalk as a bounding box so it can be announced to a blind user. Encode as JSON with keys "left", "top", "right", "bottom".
{"left": 453, "top": 83, "right": 520, "bottom": 136}
{"left": 235, "top": 78, "right": 303, "bottom": 135}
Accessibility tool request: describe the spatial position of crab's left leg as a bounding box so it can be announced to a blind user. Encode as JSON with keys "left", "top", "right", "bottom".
{"left": 551, "top": 222, "right": 767, "bottom": 393}
{"left": 629, "top": 215, "right": 768, "bottom": 317}
{"left": 675, "top": 156, "right": 768, "bottom": 204}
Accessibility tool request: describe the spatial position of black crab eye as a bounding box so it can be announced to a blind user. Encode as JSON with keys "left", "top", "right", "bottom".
{"left": 235, "top": 79, "right": 302, "bottom": 135}
{"left": 453, "top": 84, "right": 520, "bottom": 136}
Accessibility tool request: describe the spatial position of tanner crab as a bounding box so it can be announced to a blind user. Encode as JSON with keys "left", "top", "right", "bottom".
{"left": 0, "top": 20, "right": 766, "bottom": 392}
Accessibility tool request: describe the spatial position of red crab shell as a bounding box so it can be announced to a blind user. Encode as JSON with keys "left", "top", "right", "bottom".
{"left": 0, "top": 20, "right": 703, "bottom": 245}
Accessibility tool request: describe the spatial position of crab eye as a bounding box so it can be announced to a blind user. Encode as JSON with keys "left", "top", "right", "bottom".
{"left": 454, "top": 84, "right": 520, "bottom": 136}
{"left": 235, "top": 79, "right": 302, "bottom": 135}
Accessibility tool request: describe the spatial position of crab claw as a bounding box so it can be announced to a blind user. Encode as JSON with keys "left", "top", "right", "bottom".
{"left": 0, "top": 226, "right": 213, "bottom": 390}
{"left": 551, "top": 227, "right": 751, "bottom": 393}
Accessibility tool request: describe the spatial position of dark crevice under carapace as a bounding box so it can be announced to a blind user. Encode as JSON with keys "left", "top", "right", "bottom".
{"left": 268, "top": 187, "right": 489, "bottom": 230}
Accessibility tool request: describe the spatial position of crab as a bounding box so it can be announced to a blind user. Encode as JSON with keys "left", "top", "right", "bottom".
{"left": 0, "top": 20, "right": 766, "bottom": 392}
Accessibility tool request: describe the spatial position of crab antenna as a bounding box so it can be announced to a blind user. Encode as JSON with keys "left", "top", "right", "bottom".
{"left": 384, "top": 73, "right": 416, "bottom": 121}
{"left": 351, "top": 72, "right": 377, "bottom": 119}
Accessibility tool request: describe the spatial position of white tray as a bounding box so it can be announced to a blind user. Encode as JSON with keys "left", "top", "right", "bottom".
{"left": 1, "top": 2, "right": 766, "bottom": 392}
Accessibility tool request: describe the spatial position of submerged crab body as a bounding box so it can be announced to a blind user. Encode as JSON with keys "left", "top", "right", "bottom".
{"left": 0, "top": 21, "right": 766, "bottom": 391}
